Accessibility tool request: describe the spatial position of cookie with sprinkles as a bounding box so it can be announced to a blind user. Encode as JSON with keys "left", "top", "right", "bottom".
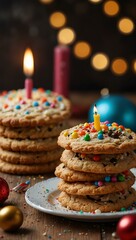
{"left": 0, "top": 148, "right": 62, "bottom": 165}
{"left": 58, "top": 122, "right": 136, "bottom": 154}
{"left": 58, "top": 171, "right": 135, "bottom": 196}
{"left": 60, "top": 150, "right": 136, "bottom": 174}
{"left": 55, "top": 163, "right": 109, "bottom": 182}
{"left": 0, "top": 159, "right": 59, "bottom": 174}
{"left": 58, "top": 188, "right": 136, "bottom": 213}
{"left": 0, "top": 121, "right": 68, "bottom": 139}
{"left": 0, "top": 89, "right": 71, "bottom": 127}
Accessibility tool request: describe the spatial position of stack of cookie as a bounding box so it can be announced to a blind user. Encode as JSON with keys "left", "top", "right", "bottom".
{"left": 55, "top": 122, "right": 136, "bottom": 213}
{"left": 0, "top": 88, "right": 71, "bottom": 175}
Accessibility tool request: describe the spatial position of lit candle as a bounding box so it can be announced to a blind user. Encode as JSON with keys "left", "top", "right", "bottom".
{"left": 23, "top": 48, "right": 34, "bottom": 99}
{"left": 93, "top": 104, "right": 101, "bottom": 131}
{"left": 53, "top": 45, "right": 70, "bottom": 97}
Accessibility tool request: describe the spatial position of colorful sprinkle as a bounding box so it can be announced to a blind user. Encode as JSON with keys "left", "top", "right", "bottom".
{"left": 105, "top": 176, "right": 111, "bottom": 182}
{"left": 57, "top": 96, "right": 63, "bottom": 101}
{"left": 93, "top": 155, "right": 101, "bottom": 161}
{"left": 44, "top": 101, "right": 50, "bottom": 106}
{"left": 64, "top": 131, "right": 68, "bottom": 137}
{"left": 97, "top": 133, "right": 103, "bottom": 140}
{"left": 25, "top": 110, "right": 30, "bottom": 115}
{"left": 15, "top": 105, "right": 21, "bottom": 110}
{"left": 117, "top": 174, "right": 125, "bottom": 182}
{"left": 71, "top": 132, "right": 79, "bottom": 139}
{"left": 83, "top": 134, "right": 90, "bottom": 141}
{"left": 32, "top": 101, "right": 39, "bottom": 107}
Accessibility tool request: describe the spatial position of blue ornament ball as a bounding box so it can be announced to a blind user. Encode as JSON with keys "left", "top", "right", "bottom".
{"left": 88, "top": 95, "right": 136, "bottom": 132}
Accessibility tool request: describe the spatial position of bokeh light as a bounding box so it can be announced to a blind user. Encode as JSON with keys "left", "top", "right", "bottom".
{"left": 88, "top": 0, "right": 102, "bottom": 3}
{"left": 132, "top": 60, "right": 136, "bottom": 73}
{"left": 103, "top": 0, "right": 119, "bottom": 16}
{"left": 91, "top": 53, "right": 109, "bottom": 70}
{"left": 39, "top": 0, "right": 54, "bottom": 4}
{"left": 111, "top": 58, "right": 128, "bottom": 75}
{"left": 100, "top": 88, "right": 109, "bottom": 96}
{"left": 73, "top": 41, "right": 92, "bottom": 59}
{"left": 57, "top": 28, "right": 76, "bottom": 45}
{"left": 118, "top": 18, "right": 134, "bottom": 34}
{"left": 49, "top": 12, "right": 66, "bottom": 28}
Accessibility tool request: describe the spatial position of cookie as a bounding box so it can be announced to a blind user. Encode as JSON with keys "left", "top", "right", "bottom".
{"left": 0, "top": 136, "right": 58, "bottom": 152}
{"left": 55, "top": 163, "right": 108, "bottom": 182}
{"left": 58, "top": 171, "right": 135, "bottom": 195}
{"left": 0, "top": 159, "right": 59, "bottom": 175}
{"left": 0, "top": 148, "right": 62, "bottom": 165}
{"left": 61, "top": 150, "right": 136, "bottom": 174}
{"left": 0, "top": 121, "right": 68, "bottom": 139}
{"left": 0, "top": 89, "right": 71, "bottom": 127}
{"left": 58, "top": 188, "right": 136, "bottom": 213}
{"left": 58, "top": 123, "right": 136, "bottom": 154}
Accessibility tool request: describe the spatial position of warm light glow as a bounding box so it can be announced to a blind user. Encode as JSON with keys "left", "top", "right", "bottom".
{"left": 103, "top": 0, "right": 119, "bottom": 16}
{"left": 91, "top": 53, "right": 109, "bottom": 70}
{"left": 73, "top": 41, "right": 91, "bottom": 59}
{"left": 132, "top": 60, "right": 136, "bottom": 73}
{"left": 93, "top": 105, "right": 98, "bottom": 114}
{"left": 100, "top": 88, "right": 109, "bottom": 96}
{"left": 118, "top": 18, "right": 134, "bottom": 34}
{"left": 39, "top": 0, "right": 54, "bottom": 4}
{"left": 88, "top": 0, "right": 102, "bottom": 3}
{"left": 57, "top": 28, "right": 76, "bottom": 45}
{"left": 23, "top": 48, "right": 34, "bottom": 76}
{"left": 49, "top": 12, "right": 66, "bottom": 28}
{"left": 111, "top": 58, "right": 128, "bottom": 75}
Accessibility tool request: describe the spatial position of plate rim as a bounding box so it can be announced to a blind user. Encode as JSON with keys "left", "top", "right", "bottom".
{"left": 25, "top": 176, "right": 136, "bottom": 221}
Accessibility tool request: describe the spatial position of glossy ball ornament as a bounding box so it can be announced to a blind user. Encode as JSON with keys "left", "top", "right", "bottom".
{"left": 0, "top": 206, "right": 23, "bottom": 231}
{"left": 88, "top": 95, "right": 136, "bottom": 132}
{"left": 0, "top": 178, "right": 9, "bottom": 204}
{"left": 116, "top": 214, "right": 136, "bottom": 240}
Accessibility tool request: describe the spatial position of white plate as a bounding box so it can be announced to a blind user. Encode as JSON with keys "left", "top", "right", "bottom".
{"left": 25, "top": 169, "right": 136, "bottom": 222}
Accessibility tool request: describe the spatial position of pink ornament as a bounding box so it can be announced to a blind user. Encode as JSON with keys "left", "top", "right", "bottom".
{"left": 0, "top": 178, "right": 9, "bottom": 204}
{"left": 116, "top": 215, "right": 136, "bottom": 240}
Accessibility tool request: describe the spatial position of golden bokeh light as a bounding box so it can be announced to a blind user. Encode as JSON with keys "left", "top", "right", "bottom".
{"left": 91, "top": 53, "right": 109, "bottom": 70}
{"left": 103, "top": 0, "right": 119, "bottom": 16}
{"left": 39, "top": 0, "right": 54, "bottom": 4}
{"left": 118, "top": 18, "right": 134, "bottom": 34}
{"left": 57, "top": 28, "right": 76, "bottom": 45}
{"left": 111, "top": 58, "right": 128, "bottom": 75}
{"left": 73, "top": 41, "right": 92, "bottom": 59}
{"left": 100, "top": 88, "right": 109, "bottom": 96}
{"left": 132, "top": 60, "right": 136, "bottom": 73}
{"left": 88, "top": 0, "right": 102, "bottom": 3}
{"left": 49, "top": 12, "right": 66, "bottom": 28}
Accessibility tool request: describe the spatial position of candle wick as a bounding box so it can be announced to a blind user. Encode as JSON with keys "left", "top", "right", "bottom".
{"left": 94, "top": 111, "right": 97, "bottom": 115}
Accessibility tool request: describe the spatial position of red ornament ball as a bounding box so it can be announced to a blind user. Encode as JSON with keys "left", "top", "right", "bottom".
{"left": 116, "top": 214, "right": 136, "bottom": 240}
{"left": 0, "top": 178, "right": 9, "bottom": 204}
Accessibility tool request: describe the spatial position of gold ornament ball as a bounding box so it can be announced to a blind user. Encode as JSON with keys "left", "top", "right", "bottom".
{"left": 0, "top": 206, "right": 23, "bottom": 231}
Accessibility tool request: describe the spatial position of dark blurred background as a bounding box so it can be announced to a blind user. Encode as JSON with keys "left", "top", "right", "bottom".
{"left": 0, "top": 0, "right": 136, "bottom": 93}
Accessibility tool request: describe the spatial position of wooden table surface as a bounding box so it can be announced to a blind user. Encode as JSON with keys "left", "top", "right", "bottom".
{"left": 0, "top": 92, "right": 135, "bottom": 240}
{"left": 0, "top": 173, "right": 117, "bottom": 240}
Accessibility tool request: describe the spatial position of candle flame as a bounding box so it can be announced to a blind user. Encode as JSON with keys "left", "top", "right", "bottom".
{"left": 23, "top": 48, "right": 34, "bottom": 76}
{"left": 94, "top": 104, "right": 98, "bottom": 115}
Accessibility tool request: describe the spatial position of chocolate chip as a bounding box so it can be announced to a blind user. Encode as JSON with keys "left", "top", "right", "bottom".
{"left": 128, "top": 135, "right": 133, "bottom": 139}
{"left": 110, "top": 158, "right": 117, "bottom": 165}
{"left": 48, "top": 127, "right": 52, "bottom": 132}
